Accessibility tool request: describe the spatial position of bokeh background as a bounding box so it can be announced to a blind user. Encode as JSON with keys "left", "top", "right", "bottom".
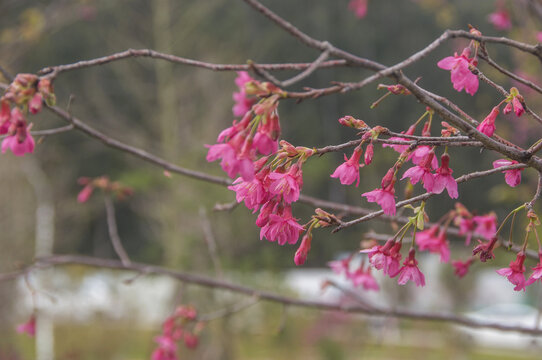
{"left": 1, "top": 0, "right": 542, "bottom": 359}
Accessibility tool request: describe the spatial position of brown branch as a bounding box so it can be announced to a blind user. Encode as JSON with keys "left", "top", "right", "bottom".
{"left": 199, "top": 207, "right": 223, "bottom": 279}
{"left": 37, "top": 49, "right": 352, "bottom": 78}
{"left": 18, "top": 254, "right": 542, "bottom": 336}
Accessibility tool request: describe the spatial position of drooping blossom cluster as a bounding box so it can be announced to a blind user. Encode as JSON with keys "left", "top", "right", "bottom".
{"left": 77, "top": 176, "right": 133, "bottom": 203}
{"left": 207, "top": 72, "right": 283, "bottom": 181}
{"left": 416, "top": 225, "right": 450, "bottom": 263}
{"left": 476, "top": 87, "right": 525, "bottom": 138}
{"left": 0, "top": 73, "right": 55, "bottom": 156}
{"left": 327, "top": 255, "right": 379, "bottom": 291}
{"left": 151, "top": 305, "right": 202, "bottom": 360}
{"left": 209, "top": 75, "right": 318, "bottom": 261}
{"left": 361, "top": 239, "right": 425, "bottom": 287}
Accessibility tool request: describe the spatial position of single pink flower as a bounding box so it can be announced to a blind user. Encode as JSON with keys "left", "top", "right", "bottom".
{"left": 452, "top": 258, "right": 473, "bottom": 278}
{"left": 493, "top": 159, "right": 522, "bottom": 187}
{"left": 397, "top": 249, "right": 425, "bottom": 287}
{"left": 206, "top": 141, "right": 255, "bottom": 181}
{"left": 260, "top": 206, "right": 304, "bottom": 245}
{"left": 437, "top": 48, "right": 479, "bottom": 96}
{"left": 472, "top": 236, "right": 498, "bottom": 262}
{"left": 330, "top": 147, "right": 363, "bottom": 186}
{"left": 383, "top": 124, "right": 416, "bottom": 154}
{"left": 477, "top": 106, "right": 499, "bottom": 137}
{"left": 232, "top": 72, "right": 255, "bottom": 117}
{"left": 347, "top": 265, "right": 380, "bottom": 291}
{"left": 362, "top": 188, "right": 396, "bottom": 215}
{"left": 364, "top": 143, "right": 374, "bottom": 165}
{"left": 294, "top": 233, "right": 312, "bottom": 266}
{"left": 488, "top": 8, "right": 512, "bottom": 30}
{"left": 253, "top": 131, "right": 277, "bottom": 155}
{"left": 361, "top": 239, "right": 402, "bottom": 277}
{"left": 402, "top": 150, "right": 436, "bottom": 193}
{"left": 433, "top": 153, "right": 458, "bottom": 198}
{"left": 228, "top": 176, "right": 269, "bottom": 212}
{"left": 268, "top": 165, "right": 302, "bottom": 204}
{"left": 473, "top": 213, "right": 497, "bottom": 239}
{"left": 2, "top": 133, "right": 35, "bottom": 156}
{"left": 327, "top": 257, "right": 351, "bottom": 275}
{"left": 496, "top": 252, "right": 527, "bottom": 291}
{"left": 416, "top": 226, "right": 450, "bottom": 263}
{"left": 183, "top": 333, "right": 199, "bottom": 349}
{"left": 526, "top": 252, "right": 542, "bottom": 286}
{"left": 29, "top": 93, "right": 43, "bottom": 114}
{"left": 512, "top": 96, "right": 525, "bottom": 117}
{"left": 348, "top": 0, "right": 368, "bottom": 19}
{"left": 77, "top": 184, "right": 94, "bottom": 203}
{"left": 408, "top": 146, "right": 438, "bottom": 169}
{"left": 16, "top": 315, "right": 36, "bottom": 337}
{"left": 255, "top": 199, "right": 279, "bottom": 227}
{"left": 363, "top": 168, "right": 397, "bottom": 215}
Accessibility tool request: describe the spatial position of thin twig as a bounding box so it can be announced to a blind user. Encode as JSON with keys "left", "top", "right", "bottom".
{"left": 199, "top": 207, "right": 223, "bottom": 279}
{"left": 104, "top": 196, "right": 131, "bottom": 266}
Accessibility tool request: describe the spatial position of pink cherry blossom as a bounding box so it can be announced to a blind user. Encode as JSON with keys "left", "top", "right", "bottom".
{"left": 477, "top": 106, "right": 499, "bottom": 137}
{"left": 416, "top": 226, "right": 450, "bottom": 263}
{"left": 472, "top": 236, "right": 498, "bottom": 262}
{"left": 408, "top": 146, "right": 438, "bottom": 169}
{"left": 268, "top": 165, "right": 302, "bottom": 204}
{"left": 361, "top": 239, "right": 402, "bottom": 277}
{"left": 2, "top": 133, "right": 35, "bottom": 156}
{"left": 512, "top": 96, "right": 525, "bottom": 117}
{"left": 526, "top": 252, "right": 542, "bottom": 286}
{"left": 364, "top": 143, "right": 374, "bottom": 165}
{"left": 330, "top": 148, "right": 363, "bottom": 186}
{"left": 29, "top": 93, "right": 43, "bottom": 114}
{"left": 232, "top": 72, "right": 255, "bottom": 117}
{"left": 260, "top": 206, "right": 304, "bottom": 245}
{"left": 327, "top": 257, "right": 351, "bottom": 275}
{"left": 16, "top": 315, "right": 36, "bottom": 337}
{"left": 488, "top": 8, "right": 512, "bottom": 30}
{"left": 452, "top": 258, "right": 473, "bottom": 278}
{"left": 437, "top": 48, "right": 479, "bottom": 95}
{"left": 473, "top": 213, "right": 497, "bottom": 239}
{"left": 294, "top": 233, "right": 312, "bottom": 266}
{"left": 77, "top": 185, "right": 94, "bottom": 203}
{"left": 454, "top": 203, "right": 476, "bottom": 245}
{"left": 493, "top": 159, "right": 522, "bottom": 187}
{"left": 348, "top": 0, "right": 368, "bottom": 19}
{"left": 206, "top": 141, "right": 255, "bottom": 181}
{"left": 502, "top": 102, "right": 513, "bottom": 115}
{"left": 228, "top": 176, "right": 269, "bottom": 212}
{"left": 397, "top": 249, "right": 425, "bottom": 287}
{"left": 496, "top": 252, "right": 527, "bottom": 291}
{"left": 348, "top": 265, "right": 380, "bottom": 291}
{"left": 383, "top": 124, "right": 416, "bottom": 154}
{"left": 253, "top": 131, "right": 277, "bottom": 155}
{"left": 402, "top": 150, "right": 436, "bottom": 192}
{"left": 433, "top": 153, "right": 458, "bottom": 198}
{"left": 362, "top": 188, "right": 396, "bottom": 215}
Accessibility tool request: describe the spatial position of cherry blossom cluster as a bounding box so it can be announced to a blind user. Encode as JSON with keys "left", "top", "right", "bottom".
{"left": 477, "top": 87, "right": 525, "bottom": 139}
{"left": 0, "top": 73, "right": 55, "bottom": 156}
{"left": 208, "top": 72, "right": 325, "bottom": 263}
{"left": 331, "top": 110, "right": 460, "bottom": 217}
{"left": 327, "top": 255, "right": 379, "bottom": 291}
{"left": 151, "top": 305, "right": 202, "bottom": 360}
{"left": 77, "top": 176, "right": 133, "bottom": 203}
{"left": 207, "top": 72, "right": 284, "bottom": 181}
